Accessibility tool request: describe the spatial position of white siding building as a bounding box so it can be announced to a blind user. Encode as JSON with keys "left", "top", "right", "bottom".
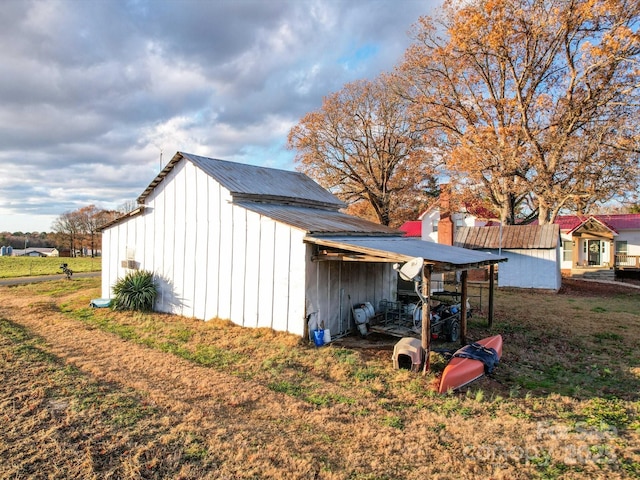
{"left": 102, "top": 152, "right": 505, "bottom": 338}
{"left": 455, "top": 224, "right": 562, "bottom": 291}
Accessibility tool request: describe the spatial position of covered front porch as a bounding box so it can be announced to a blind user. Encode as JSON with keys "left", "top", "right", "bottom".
{"left": 562, "top": 216, "right": 619, "bottom": 274}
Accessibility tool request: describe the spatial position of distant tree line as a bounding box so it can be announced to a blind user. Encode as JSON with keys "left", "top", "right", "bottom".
{"left": 2, "top": 202, "right": 136, "bottom": 256}
{"left": 51, "top": 205, "right": 122, "bottom": 257}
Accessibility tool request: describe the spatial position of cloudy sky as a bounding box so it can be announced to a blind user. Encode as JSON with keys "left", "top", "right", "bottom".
{"left": 0, "top": 0, "right": 442, "bottom": 233}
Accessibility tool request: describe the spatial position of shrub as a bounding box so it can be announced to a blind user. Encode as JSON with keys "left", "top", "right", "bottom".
{"left": 112, "top": 270, "right": 157, "bottom": 312}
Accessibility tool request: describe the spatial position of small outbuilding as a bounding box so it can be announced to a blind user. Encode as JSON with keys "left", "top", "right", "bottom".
{"left": 101, "top": 152, "right": 506, "bottom": 339}
{"left": 454, "top": 224, "right": 561, "bottom": 291}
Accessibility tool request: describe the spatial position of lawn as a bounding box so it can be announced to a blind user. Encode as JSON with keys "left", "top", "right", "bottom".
{"left": 0, "top": 256, "right": 101, "bottom": 278}
{"left": 0, "top": 277, "right": 638, "bottom": 479}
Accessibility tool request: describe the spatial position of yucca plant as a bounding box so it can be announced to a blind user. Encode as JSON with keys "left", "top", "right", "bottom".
{"left": 112, "top": 270, "right": 157, "bottom": 312}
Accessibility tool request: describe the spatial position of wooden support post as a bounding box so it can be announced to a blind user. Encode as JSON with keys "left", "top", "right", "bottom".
{"left": 421, "top": 264, "right": 432, "bottom": 374}
{"left": 460, "top": 270, "right": 468, "bottom": 345}
{"left": 488, "top": 264, "right": 495, "bottom": 328}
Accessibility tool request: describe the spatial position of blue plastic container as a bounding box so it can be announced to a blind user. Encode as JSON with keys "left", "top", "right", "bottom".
{"left": 313, "top": 329, "right": 325, "bottom": 347}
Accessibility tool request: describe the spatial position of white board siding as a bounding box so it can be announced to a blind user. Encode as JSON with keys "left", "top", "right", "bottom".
{"left": 193, "top": 167, "right": 210, "bottom": 320}
{"left": 242, "top": 209, "right": 261, "bottom": 327}
{"left": 230, "top": 205, "right": 248, "bottom": 326}
{"left": 204, "top": 173, "right": 222, "bottom": 320}
{"left": 619, "top": 230, "right": 640, "bottom": 256}
{"left": 497, "top": 248, "right": 561, "bottom": 290}
{"left": 287, "top": 230, "right": 307, "bottom": 336}
{"left": 272, "top": 222, "right": 293, "bottom": 331}
{"left": 257, "top": 216, "right": 276, "bottom": 329}
{"left": 101, "top": 155, "right": 402, "bottom": 337}
{"left": 304, "top": 253, "right": 396, "bottom": 337}
{"left": 102, "top": 161, "right": 311, "bottom": 336}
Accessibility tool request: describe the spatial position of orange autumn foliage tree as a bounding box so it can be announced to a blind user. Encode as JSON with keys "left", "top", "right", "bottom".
{"left": 287, "top": 77, "right": 437, "bottom": 227}
{"left": 398, "top": 0, "right": 640, "bottom": 224}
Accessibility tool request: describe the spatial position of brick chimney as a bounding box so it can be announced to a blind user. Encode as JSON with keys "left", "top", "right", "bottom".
{"left": 437, "top": 184, "right": 453, "bottom": 246}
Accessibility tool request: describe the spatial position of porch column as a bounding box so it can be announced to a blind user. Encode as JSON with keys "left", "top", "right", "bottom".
{"left": 488, "top": 264, "right": 495, "bottom": 328}
{"left": 609, "top": 240, "right": 615, "bottom": 267}
{"left": 572, "top": 237, "right": 580, "bottom": 268}
{"left": 460, "top": 270, "right": 468, "bottom": 345}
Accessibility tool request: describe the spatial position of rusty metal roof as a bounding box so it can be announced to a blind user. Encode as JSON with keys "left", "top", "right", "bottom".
{"left": 138, "top": 152, "right": 344, "bottom": 209}
{"left": 237, "top": 202, "right": 399, "bottom": 235}
{"left": 454, "top": 224, "right": 559, "bottom": 250}
{"left": 306, "top": 235, "right": 507, "bottom": 271}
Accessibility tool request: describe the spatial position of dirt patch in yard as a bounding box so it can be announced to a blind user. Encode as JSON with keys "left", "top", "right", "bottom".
{"left": 559, "top": 277, "right": 640, "bottom": 297}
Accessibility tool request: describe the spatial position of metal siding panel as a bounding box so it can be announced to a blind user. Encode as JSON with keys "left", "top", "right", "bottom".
{"left": 163, "top": 170, "right": 177, "bottom": 312}
{"left": 143, "top": 198, "right": 154, "bottom": 275}
{"left": 204, "top": 177, "right": 221, "bottom": 320}
{"left": 286, "top": 231, "right": 307, "bottom": 336}
{"left": 271, "top": 223, "right": 292, "bottom": 332}
{"left": 173, "top": 163, "right": 188, "bottom": 316}
{"left": 101, "top": 228, "right": 113, "bottom": 298}
{"left": 498, "top": 249, "right": 559, "bottom": 289}
{"left": 217, "top": 186, "right": 234, "bottom": 321}
{"left": 193, "top": 168, "right": 210, "bottom": 320}
{"left": 182, "top": 163, "right": 198, "bottom": 318}
{"left": 157, "top": 182, "right": 172, "bottom": 312}
{"left": 230, "top": 205, "right": 247, "bottom": 326}
{"left": 257, "top": 217, "right": 276, "bottom": 328}
{"left": 243, "top": 210, "right": 261, "bottom": 327}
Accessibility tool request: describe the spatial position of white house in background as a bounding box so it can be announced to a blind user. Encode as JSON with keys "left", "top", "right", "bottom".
{"left": 417, "top": 206, "right": 494, "bottom": 243}
{"left": 552, "top": 215, "right": 640, "bottom": 274}
{"left": 454, "top": 224, "right": 562, "bottom": 291}
{"left": 101, "top": 152, "right": 505, "bottom": 338}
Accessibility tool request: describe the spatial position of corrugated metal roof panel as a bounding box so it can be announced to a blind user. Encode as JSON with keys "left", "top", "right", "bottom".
{"left": 306, "top": 236, "right": 507, "bottom": 269}
{"left": 237, "top": 202, "right": 399, "bottom": 235}
{"left": 454, "top": 224, "right": 559, "bottom": 249}
{"left": 183, "top": 152, "right": 344, "bottom": 208}
{"left": 138, "top": 152, "right": 345, "bottom": 208}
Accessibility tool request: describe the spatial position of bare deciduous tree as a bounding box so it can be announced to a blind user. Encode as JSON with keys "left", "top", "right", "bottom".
{"left": 288, "top": 76, "right": 438, "bottom": 227}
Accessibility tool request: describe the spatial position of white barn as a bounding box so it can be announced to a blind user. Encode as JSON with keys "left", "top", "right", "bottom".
{"left": 101, "top": 152, "right": 505, "bottom": 338}
{"left": 454, "top": 224, "right": 562, "bottom": 291}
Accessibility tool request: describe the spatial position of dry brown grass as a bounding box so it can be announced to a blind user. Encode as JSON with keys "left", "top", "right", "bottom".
{"left": 0, "top": 277, "right": 638, "bottom": 479}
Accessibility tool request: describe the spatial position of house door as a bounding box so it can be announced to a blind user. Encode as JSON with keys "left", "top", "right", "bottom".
{"left": 588, "top": 240, "right": 600, "bottom": 265}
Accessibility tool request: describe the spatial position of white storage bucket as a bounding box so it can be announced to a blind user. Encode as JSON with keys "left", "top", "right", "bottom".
{"left": 353, "top": 308, "right": 368, "bottom": 325}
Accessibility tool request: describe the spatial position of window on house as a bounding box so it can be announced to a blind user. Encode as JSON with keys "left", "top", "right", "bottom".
{"left": 615, "top": 241, "right": 628, "bottom": 255}
{"left": 562, "top": 241, "right": 573, "bottom": 262}
{"left": 432, "top": 219, "right": 439, "bottom": 233}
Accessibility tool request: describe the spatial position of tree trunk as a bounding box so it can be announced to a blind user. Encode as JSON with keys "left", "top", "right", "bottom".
{"left": 538, "top": 202, "right": 551, "bottom": 225}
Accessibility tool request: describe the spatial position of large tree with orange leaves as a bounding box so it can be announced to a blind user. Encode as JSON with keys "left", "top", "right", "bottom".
{"left": 398, "top": 0, "right": 640, "bottom": 224}
{"left": 287, "top": 76, "right": 437, "bottom": 227}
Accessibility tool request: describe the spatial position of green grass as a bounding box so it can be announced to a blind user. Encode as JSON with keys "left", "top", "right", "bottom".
{"left": 0, "top": 317, "right": 156, "bottom": 428}
{"left": 1, "top": 277, "right": 639, "bottom": 479}
{"left": 0, "top": 256, "right": 101, "bottom": 278}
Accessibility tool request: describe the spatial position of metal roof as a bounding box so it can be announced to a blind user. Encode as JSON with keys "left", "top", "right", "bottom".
{"left": 237, "top": 202, "right": 399, "bottom": 235}
{"left": 138, "top": 152, "right": 345, "bottom": 209}
{"left": 305, "top": 235, "right": 507, "bottom": 271}
{"left": 454, "top": 224, "right": 559, "bottom": 249}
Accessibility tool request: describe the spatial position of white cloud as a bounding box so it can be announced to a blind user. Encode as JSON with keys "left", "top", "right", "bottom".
{"left": 0, "top": 0, "right": 441, "bottom": 232}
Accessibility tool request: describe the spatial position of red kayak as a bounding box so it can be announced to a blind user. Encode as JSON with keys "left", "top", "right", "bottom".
{"left": 438, "top": 335, "right": 503, "bottom": 394}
